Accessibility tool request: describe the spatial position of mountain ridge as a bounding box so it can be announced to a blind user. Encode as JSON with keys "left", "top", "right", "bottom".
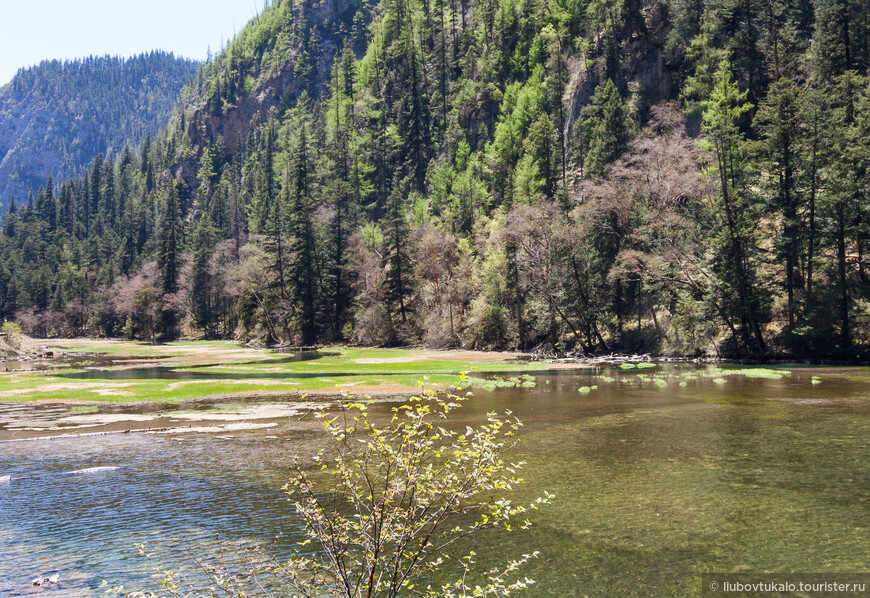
{"left": 0, "top": 52, "right": 200, "bottom": 212}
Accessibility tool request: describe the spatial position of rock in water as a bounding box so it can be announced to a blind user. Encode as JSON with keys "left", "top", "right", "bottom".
{"left": 70, "top": 466, "right": 119, "bottom": 475}
{"left": 48, "top": 574, "right": 60, "bottom": 584}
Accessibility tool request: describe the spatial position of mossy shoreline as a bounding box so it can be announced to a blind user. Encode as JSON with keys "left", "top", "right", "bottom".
{"left": 3, "top": 337, "right": 866, "bottom": 405}
{"left": 0, "top": 339, "right": 572, "bottom": 404}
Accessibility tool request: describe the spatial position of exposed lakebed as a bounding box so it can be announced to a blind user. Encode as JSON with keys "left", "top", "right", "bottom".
{"left": 1, "top": 364, "right": 868, "bottom": 596}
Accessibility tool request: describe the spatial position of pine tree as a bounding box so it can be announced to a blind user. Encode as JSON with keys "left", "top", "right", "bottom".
{"left": 2, "top": 0, "right": 870, "bottom": 356}
{"left": 799, "top": 87, "right": 828, "bottom": 306}
{"left": 382, "top": 178, "right": 413, "bottom": 327}
{"left": 89, "top": 155, "right": 103, "bottom": 234}
{"left": 157, "top": 178, "right": 184, "bottom": 340}
{"left": 3, "top": 197, "right": 17, "bottom": 238}
{"left": 703, "top": 60, "right": 767, "bottom": 354}
{"left": 755, "top": 77, "right": 803, "bottom": 332}
{"left": 812, "top": 0, "right": 855, "bottom": 80}
{"left": 102, "top": 155, "right": 115, "bottom": 229}
{"left": 44, "top": 175, "right": 56, "bottom": 231}
{"left": 289, "top": 116, "right": 317, "bottom": 345}
{"left": 823, "top": 70, "right": 870, "bottom": 350}
{"left": 400, "top": 27, "right": 431, "bottom": 192}
{"left": 326, "top": 57, "right": 355, "bottom": 339}
{"left": 257, "top": 119, "right": 278, "bottom": 233}
{"left": 579, "top": 79, "right": 632, "bottom": 177}
{"left": 191, "top": 211, "right": 219, "bottom": 337}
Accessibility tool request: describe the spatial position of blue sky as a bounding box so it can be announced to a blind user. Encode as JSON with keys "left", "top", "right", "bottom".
{"left": 0, "top": 0, "right": 264, "bottom": 85}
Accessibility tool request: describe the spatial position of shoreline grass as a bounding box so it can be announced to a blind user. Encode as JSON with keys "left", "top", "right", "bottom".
{"left": 2, "top": 340, "right": 848, "bottom": 404}
{"left": 0, "top": 341, "right": 561, "bottom": 403}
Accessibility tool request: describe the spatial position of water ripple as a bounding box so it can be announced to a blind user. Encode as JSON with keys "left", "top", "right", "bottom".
{"left": 0, "top": 434, "right": 303, "bottom": 597}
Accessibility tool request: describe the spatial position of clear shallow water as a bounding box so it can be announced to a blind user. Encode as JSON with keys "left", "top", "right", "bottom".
{"left": 1, "top": 365, "right": 869, "bottom": 597}
{"left": 0, "top": 434, "right": 310, "bottom": 597}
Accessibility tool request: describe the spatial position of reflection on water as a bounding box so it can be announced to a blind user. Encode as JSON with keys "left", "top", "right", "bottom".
{"left": 0, "top": 354, "right": 176, "bottom": 373}
{"left": 1, "top": 365, "right": 869, "bottom": 597}
{"left": 0, "top": 349, "right": 326, "bottom": 378}
{"left": 53, "top": 350, "right": 335, "bottom": 381}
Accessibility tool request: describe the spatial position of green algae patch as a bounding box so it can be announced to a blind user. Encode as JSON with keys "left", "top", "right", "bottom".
{"left": 1, "top": 343, "right": 567, "bottom": 403}
{"left": 723, "top": 368, "right": 790, "bottom": 379}
{"left": 0, "top": 345, "right": 853, "bottom": 407}
{"left": 617, "top": 361, "right": 656, "bottom": 370}
{"left": 469, "top": 374, "right": 537, "bottom": 391}
{"left": 703, "top": 367, "right": 790, "bottom": 380}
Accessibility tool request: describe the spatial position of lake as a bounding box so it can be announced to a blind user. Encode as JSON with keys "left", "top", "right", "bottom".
{"left": 1, "top": 364, "right": 868, "bottom": 596}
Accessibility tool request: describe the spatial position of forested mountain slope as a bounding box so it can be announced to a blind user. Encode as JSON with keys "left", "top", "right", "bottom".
{"left": 2, "top": 0, "right": 870, "bottom": 358}
{"left": 0, "top": 53, "right": 199, "bottom": 212}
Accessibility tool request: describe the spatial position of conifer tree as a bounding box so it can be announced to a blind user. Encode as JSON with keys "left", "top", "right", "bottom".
{"left": 824, "top": 70, "right": 869, "bottom": 350}
{"left": 383, "top": 178, "right": 413, "bottom": 326}
{"left": 5, "top": 0, "right": 870, "bottom": 355}
{"left": 579, "top": 79, "right": 632, "bottom": 177}
{"left": 703, "top": 60, "right": 767, "bottom": 354}
{"left": 326, "top": 57, "right": 356, "bottom": 339}
{"left": 191, "top": 211, "right": 219, "bottom": 337}
{"left": 44, "top": 176, "right": 56, "bottom": 231}
{"left": 755, "top": 77, "right": 803, "bottom": 331}
{"left": 812, "top": 0, "right": 855, "bottom": 80}
{"left": 3, "top": 197, "right": 17, "bottom": 238}
{"left": 89, "top": 155, "right": 103, "bottom": 234}
{"left": 400, "top": 27, "right": 431, "bottom": 192}
{"left": 290, "top": 115, "right": 317, "bottom": 345}
{"left": 157, "top": 178, "right": 184, "bottom": 340}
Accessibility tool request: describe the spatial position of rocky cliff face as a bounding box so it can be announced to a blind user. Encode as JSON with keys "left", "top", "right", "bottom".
{"left": 563, "top": 0, "right": 675, "bottom": 146}
{"left": 0, "top": 53, "right": 199, "bottom": 212}
{"left": 0, "top": 102, "right": 67, "bottom": 205}
{"left": 176, "top": 0, "right": 374, "bottom": 181}
{"left": 564, "top": 0, "right": 674, "bottom": 151}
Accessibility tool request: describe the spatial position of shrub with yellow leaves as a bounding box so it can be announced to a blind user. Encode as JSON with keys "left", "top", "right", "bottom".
{"left": 106, "top": 375, "right": 551, "bottom": 598}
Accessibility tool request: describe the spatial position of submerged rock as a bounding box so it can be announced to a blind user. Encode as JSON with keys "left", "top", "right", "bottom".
{"left": 70, "top": 466, "right": 119, "bottom": 475}
{"left": 30, "top": 573, "right": 59, "bottom": 586}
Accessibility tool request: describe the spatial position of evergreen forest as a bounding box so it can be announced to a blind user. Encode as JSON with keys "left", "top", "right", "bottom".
{"left": 3, "top": 0, "right": 870, "bottom": 358}
{"left": 0, "top": 52, "right": 200, "bottom": 211}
